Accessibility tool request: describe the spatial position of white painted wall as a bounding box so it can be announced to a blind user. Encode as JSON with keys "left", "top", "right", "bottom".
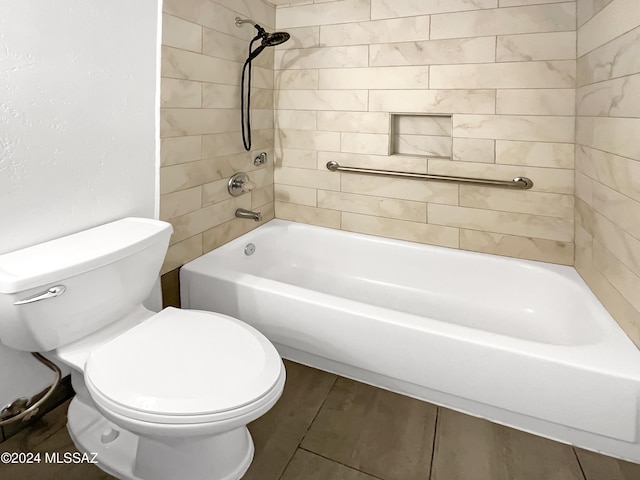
{"left": 0, "top": 0, "right": 160, "bottom": 406}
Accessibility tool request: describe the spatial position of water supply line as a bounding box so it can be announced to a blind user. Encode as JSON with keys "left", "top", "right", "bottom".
{"left": 0, "top": 353, "right": 62, "bottom": 426}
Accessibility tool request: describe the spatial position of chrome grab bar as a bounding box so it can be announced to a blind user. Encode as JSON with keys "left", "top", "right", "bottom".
{"left": 326, "top": 161, "right": 533, "bottom": 189}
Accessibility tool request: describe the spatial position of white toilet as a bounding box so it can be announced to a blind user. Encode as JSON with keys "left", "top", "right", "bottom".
{"left": 0, "top": 217, "right": 286, "bottom": 480}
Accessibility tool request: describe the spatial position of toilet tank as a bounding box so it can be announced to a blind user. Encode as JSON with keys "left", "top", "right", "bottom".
{"left": 0, "top": 218, "right": 173, "bottom": 352}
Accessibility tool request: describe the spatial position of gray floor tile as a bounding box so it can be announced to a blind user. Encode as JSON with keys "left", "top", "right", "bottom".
{"left": 279, "top": 449, "right": 380, "bottom": 480}
{"left": 301, "top": 377, "right": 437, "bottom": 480}
{"left": 576, "top": 447, "right": 640, "bottom": 480}
{"left": 431, "top": 408, "right": 585, "bottom": 480}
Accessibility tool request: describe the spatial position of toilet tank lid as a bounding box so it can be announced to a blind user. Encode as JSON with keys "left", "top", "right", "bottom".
{"left": 0, "top": 218, "right": 172, "bottom": 294}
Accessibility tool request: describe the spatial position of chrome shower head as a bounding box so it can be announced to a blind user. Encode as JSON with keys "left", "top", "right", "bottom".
{"left": 235, "top": 16, "right": 290, "bottom": 60}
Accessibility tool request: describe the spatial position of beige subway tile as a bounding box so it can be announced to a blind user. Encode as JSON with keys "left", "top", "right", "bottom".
{"left": 460, "top": 230, "right": 574, "bottom": 265}
{"left": 575, "top": 223, "right": 593, "bottom": 271}
{"left": 341, "top": 133, "right": 390, "bottom": 155}
{"left": 430, "top": 61, "right": 575, "bottom": 89}
{"left": 164, "top": 0, "right": 258, "bottom": 40}
{"left": 496, "top": 89, "right": 575, "bottom": 116}
{"left": 593, "top": 240, "right": 640, "bottom": 312}
{"left": 453, "top": 138, "right": 495, "bottom": 163}
{"left": 160, "top": 186, "right": 202, "bottom": 221}
{"left": 497, "top": 31, "right": 576, "bottom": 61}
{"left": 369, "top": 90, "right": 496, "bottom": 114}
{"left": 318, "top": 151, "right": 429, "bottom": 173}
{"left": 428, "top": 204, "right": 574, "bottom": 242}
{"left": 161, "top": 108, "right": 239, "bottom": 137}
{"left": 275, "top": 165, "right": 341, "bottom": 190}
{"left": 161, "top": 159, "right": 219, "bottom": 194}
{"left": 371, "top": 0, "right": 497, "bottom": 20}
{"left": 162, "top": 14, "right": 202, "bottom": 53}
{"left": 575, "top": 172, "right": 593, "bottom": 205}
{"left": 275, "top": 46, "right": 368, "bottom": 69}
{"left": 276, "top": 89, "right": 368, "bottom": 111}
{"left": 453, "top": 115, "right": 575, "bottom": 143}
{"left": 592, "top": 182, "right": 640, "bottom": 240}
{"left": 431, "top": 3, "right": 575, "bottom": 39}
{"left": 275, "top": 69, "right": 320, "bottom": 89}
{"left": 576, "top": 198, "right": 596, "bottom": 235}
{"left": 577, "top": 74, "right": 640, "bottom": 118}
{"left": 214, "top": 0, "right": 275, "bottom": 31}
{"left": 496, "top": 141, "right": 574, "bottom": 168}
{"left": 251, "top": 185, "right": 275, "bottom": 209}
{"left": 161, "top": 233, "right": 202, "bottom": 275}
{"left": 277, "top": 0, "right": 371, "bottom": 28}
{"left": 275, "top": 184, "right": 317, "bottom": 206}
{"left": 578, "top": 0, "right": 640, "bottom": 56}
{"left": 577, "top": 26, "right": 640, "bottom": 86}
{"left": 370, "top": 37, "right": 495, "bottom": 67}
{"left": 169, "top": 195, "right": 251, "bottom": 244}
{"left": 202, "top": 219, "right": 262, "bottom": 254}
{"left": 395, "top": 115, "right": 452, "bottom": 136}
{"left": 201, "top": 132, "right": 249, "bottom": 158}
{"left": 202, "top": 27, "right": 246, "bottom": 64}
{"left": 592, "top": 211, "right": 640, "bottom": 277}
{"left": 320, "top": 16, "right": 430, "bottom": 46}
{"left": 460, "top": 186, "right": 574, "bottom": 218}
{"left": 576, "top": 117, "right": 640, "bottom": 161}
{"left": 502, "top": 0, "right": 575, "bottom": 5}
{"left": 161, "top": 135, "right": 202, "bottom": 166}
{"left": 161, "top": 78, "right": 202, "bottom": 108}
{"left": 341, "top": 212, "right": 460, "bottom": 248}
{"left": 277, "top": 26, "right": 320, "bottom": 49}
{"left": 576, "top": 145, "right": 640, "bottom": 203}
{"left": 318, "top": 190, "right": 427, "bottom": 222}
{"left": 577, "top": 0, "right": 615, "bottom": 27}
{"left": 394, "top": 134, "right": 451, "bottom": 157}
{"left": 162, "top": 46, "right": 240, "bottom": 84}
{"left": 278, "top": 149, "right": 318, "bottom": 169}
{"left": 275, "top": 201, "right": 341, "bottom": 228}
{"left": 319, "top": 66, "right": 430, "bottom": 90}
{"left": 275, "top": 110, "right": 318, "bottom": 130}
{"left": 317, "top": 111, "right": 389, "bottom": 134}
{"left": 202, "top": 178, "right": 230, "bottom": 207}
{"left": 202, "top": 83, "right": 240, "bottom": 109}
{"left": 275, "top": 129, "right": 341, "bottom": 151}
{"left": 429, "top": 159, "right": 574, "bottom": 194}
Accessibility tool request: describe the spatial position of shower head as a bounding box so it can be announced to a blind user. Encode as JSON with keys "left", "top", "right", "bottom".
{"left": 235, "top": 16, "right": 290, "bottom": 60}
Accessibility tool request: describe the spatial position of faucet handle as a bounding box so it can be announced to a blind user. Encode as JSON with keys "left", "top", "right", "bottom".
{"left": 228, "top": 172, "right": 255, "bottom": 197}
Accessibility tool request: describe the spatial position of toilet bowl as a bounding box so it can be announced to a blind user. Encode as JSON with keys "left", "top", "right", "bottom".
{"left": 0, "top": 218, "right": 285, "bottom": 480}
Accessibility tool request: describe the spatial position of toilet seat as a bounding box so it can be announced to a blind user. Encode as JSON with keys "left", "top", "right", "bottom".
{"left": 84, "top": 308, "right": 283, "bottom": 425}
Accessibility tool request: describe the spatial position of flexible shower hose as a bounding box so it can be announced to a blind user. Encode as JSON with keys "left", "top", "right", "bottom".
{"left": 241, "top": 36, "right": 261, "bottom": 151}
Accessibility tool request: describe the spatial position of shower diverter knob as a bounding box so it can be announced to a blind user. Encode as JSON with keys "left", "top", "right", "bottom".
{"left": 228, "top": 172, "right": 255, "bottom": 197}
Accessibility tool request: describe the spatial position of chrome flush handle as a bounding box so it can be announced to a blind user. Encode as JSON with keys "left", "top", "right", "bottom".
{"left": 14, "top": 286, "right": 67, "bottom": 306}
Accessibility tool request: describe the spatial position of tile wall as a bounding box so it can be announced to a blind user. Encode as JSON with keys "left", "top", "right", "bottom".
{"left": 272, "top": 0, "right": 577, "bottom": 265}
{"left": 575, "top": 0, "right": 640, "bottom": 346}
{"left": 159, "top": 0, "right": 277, "bottom": 274}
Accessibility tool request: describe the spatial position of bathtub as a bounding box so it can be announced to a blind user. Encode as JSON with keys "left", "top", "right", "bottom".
{"left": 181, "top": 219, "right": 640, "bottom": 462}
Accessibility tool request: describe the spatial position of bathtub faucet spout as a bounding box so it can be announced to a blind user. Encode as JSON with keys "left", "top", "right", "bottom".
{"left": 235, "top": 208, "right": 262, "bottom": 222}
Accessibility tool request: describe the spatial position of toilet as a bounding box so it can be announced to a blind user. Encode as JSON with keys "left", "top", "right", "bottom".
{"left": 0, "top": 217, "right": 285, "bottom": 480}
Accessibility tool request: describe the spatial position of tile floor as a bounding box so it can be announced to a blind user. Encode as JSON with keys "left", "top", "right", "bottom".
{"left": 1, "top": 360, "right": 640, "bottom": 480}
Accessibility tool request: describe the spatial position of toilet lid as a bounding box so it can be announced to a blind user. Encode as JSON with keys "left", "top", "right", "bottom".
{"left": 84, "top": 308, "right": 282, "bottom": 418}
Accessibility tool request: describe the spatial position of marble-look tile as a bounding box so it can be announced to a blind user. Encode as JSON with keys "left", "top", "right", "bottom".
{"left": 252, "top": 186, "right": 275, "bottom": 210}
{"left": 576, "top": 116, "right": 640, "bottom": 161}
{"left": 318, "top": 190, "right": 427, "bottom": 222}
{"left": 431, "top": 3, "right": 575, "bottom": 39}
{"left": 501, "top": 0, "right": 576, "bottom": 7}
{"left": 577, "top": 26, "right": 640, "bottom": 87}
{"left": 160, "top": 108, "right": 239, "bottom": 137}
{"left": 160, "top": 186, "right": 202, "bottom": 221}
{"left": 369, "top": 90, "right": 496, "bottom": 114}
{"left": 280, "top": 450, "right": 379, "bottom": 480}
{"left": 460, "top": 230, "right": 574, "bottom": 265}
{"left": 161, "top": 79, "right": 202, "bottom": 108}
{"left": 275, "top": 69, "right": 320, "bottom": 89}
{"left": 276, "top": 89, "right": 368, "bottom": 111}
{"left": 274, "top": 165, "right": 341, "bottom": 190}
{"left": 278, "top": 149, "right": 318, "bottom": 169}
{"left": 370, "top": 37, "right": 495, "bottom": 67}
{"left": 275, "top": 184, "right": 318, "bottom": 206}
{"left": 577, "top": 74, "right": 640, "bottom": 118}
{"left": 593, "top": 240, "right": 640, "bottom": 311}
{"left": 578, "top": 0, "right": 640, "bottom": 56}
{"left": 575, "top": 171, "right": 593, "bottom": 204}
{"left": 428, "top": 204, "right": 574, "bottom": 242}
{"left": 497, "top": 31, "right": 576, "bottom": 61}
{"left": 275, "top": 110, "right": 317, "bottom": 130}
{"left": 202, "top": 218, "right": 261, "bottom": 254}
{"left": 430, "top": 61, "right": 576, "bottom": 89}
{"left": 275, "top": 201, "right": 341, "bottom": 228}
{"left": 592, "top": 182, "right": 640, "bottom": 239}
{"left": 162, "top": 46, "right": 240, "bottom": 84}
{"left": 319, "top": 66, "right": 430, "bottom": 90}
{"left": 429, "top": 159, "right": 574, "bottom": 194}
{"left": 496, "top": 89, "right": 575, "bottom": 115}
{"left": 394, "top": 134, "right": 451, "bottom": 157}
{"left": 201, "top": 83, "right": 240, "bottom": 109}
{"left": 160, "top": 135, "right": 202, "bottom": 166}
{"left": 276, "top": 26, "right": 320, "bottom": 49}
{"left": 320, "top": 16, "right": 430, "bottom": 46}
{"left": 576, "top": 145, "right": 640, "bottom": 202}
{"left": 495, "top": 141, "right": 574, "bottom": 168}
{"left": 202, "top": 27, "right": 247, "bottom": 65}
{"left": 371, "top": 0, "right": 497, "bottom": 20}
{"left": 460, "top": 186, "right": 574, "bottom": 218}
{"left": 452, "top": 138, "right": 495, "bottom": 163}
{"left": 275, "top": 129, "right": 341, "bottom": 151}
{"left": 341, "top": 133, "right": 390, "bottom": 155}
{"left": 577, "top": 0, "right": 615, "bottom": 27}
{"left": 201, "top": 178, "right": 231, "bottom": 207}
{"left": 317, "top": 111, "right": 389, "bottom": 134}
{"left": 275, "top": 46, "right": 368, "bottom": 70}
{"left": 163, "top": 0, "right": 254, "bottom": 40}
{"left": 395, "top": 115, "right": 452, "bottom": 136}
{"left": 161, "top": 234, "right": 202, "bottom": 275}
{"left": 342, "top": 212, "right": 460, "bottom": 248}
{"left": 319, "top": 151, "right": 429, "bottom": 173}
{"left": 214, "top": 0, "right": 276, "bottom": 30}
{"left": 453, "top": 115, "right": 575, "bottom": 143}
{"left": 162, "top": 14, "right": 202, "bottom": 53}
{"left": 277, "top": 0, "right": 371, "bottom": 28}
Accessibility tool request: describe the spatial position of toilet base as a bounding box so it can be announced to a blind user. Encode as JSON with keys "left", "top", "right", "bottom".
{"left": 67, "top": 397, "right": 254, "bottom": 480}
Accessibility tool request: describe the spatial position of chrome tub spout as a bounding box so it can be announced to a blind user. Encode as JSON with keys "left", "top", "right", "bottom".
{"left": 235, "top": 208, "right": 262, "bottom": 222}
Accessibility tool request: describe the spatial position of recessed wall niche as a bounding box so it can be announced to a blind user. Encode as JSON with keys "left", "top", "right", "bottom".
{"left": 390, "top": 114, "right": 452, "bottom": 158}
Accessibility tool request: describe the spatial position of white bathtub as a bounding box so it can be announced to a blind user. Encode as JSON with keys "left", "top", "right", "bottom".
{"left": 181, "top": 219, "right": 640, "bottom": 462}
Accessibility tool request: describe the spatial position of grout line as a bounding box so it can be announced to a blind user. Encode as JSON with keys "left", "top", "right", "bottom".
{"left": 572, "top": 447, "right": 589, "bottom": 480}
{"left": 298, "top": 375, "right": 338, "bottom": 447}
{"left": 298, "top": 447, "right": 387, "bottom": 480}
{"left": 428, "top": 407, "right": 440, "bottom": 480}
